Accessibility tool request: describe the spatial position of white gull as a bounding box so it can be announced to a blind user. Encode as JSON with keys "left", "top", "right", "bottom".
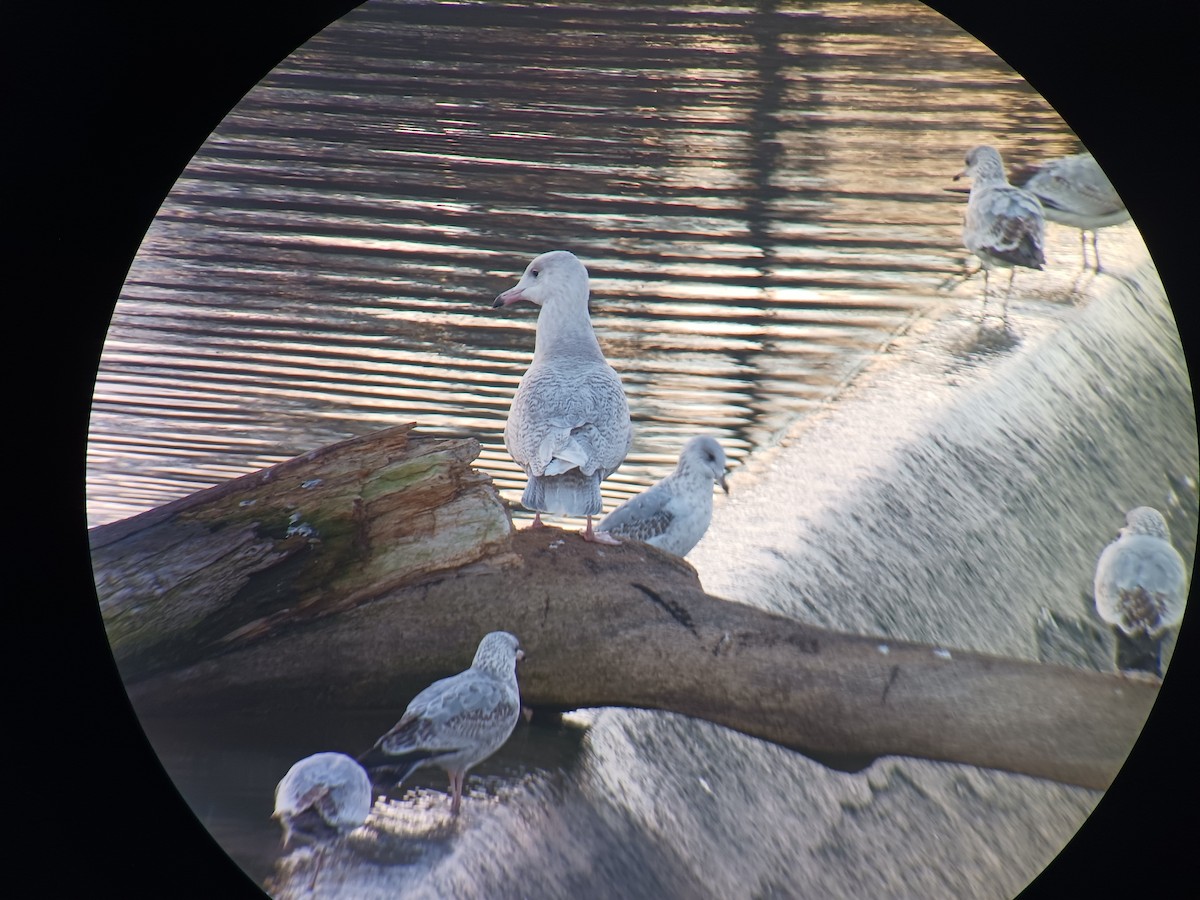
{"left": 597, "top": 435, "right": 729, "bottom": 556}
{"left": 358, "top": 631, "right": 524, "bottom": 816}
{"left": 1093, "top": 506, "right": 1189, "bottom": 674}
{"left": 493, "top": 250, "right": 633, "bottom": 543}
{"left": 953, "top": 145, "right": 1045, "bottom": 327}
{"left": 273, "top": 752, "right": 372, "bottom": 849}
{"left": 1011, "top": 151, "right": 1129, "bottom": 272}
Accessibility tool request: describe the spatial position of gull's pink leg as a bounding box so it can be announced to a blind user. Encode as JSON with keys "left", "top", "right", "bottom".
{"left": 999, "top": 268, "right": 1017, "bottom": 326}
{"left": 449, "top": 770, "right": 464, "bottom": 816}
{"left": 529, "top": 513, "right": 546, "bottom": 529}
{"left": 309, "top": 845, "right": 327, "bottom": 891}
{"left": 978, "top": 267, "right": 990, "bottom": 323}
{"left": 583, "top": 515, "right": 620, "bottom": 545}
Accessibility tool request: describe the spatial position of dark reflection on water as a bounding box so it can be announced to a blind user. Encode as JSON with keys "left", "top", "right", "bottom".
{"left": 87, "top": 0, "right": 1079, "bottom": 528}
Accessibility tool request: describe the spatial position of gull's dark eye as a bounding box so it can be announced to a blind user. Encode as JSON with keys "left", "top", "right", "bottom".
{"left": 531, "top": 269, "right": 540, "bottom": 278}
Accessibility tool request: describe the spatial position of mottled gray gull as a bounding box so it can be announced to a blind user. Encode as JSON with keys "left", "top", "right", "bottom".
{"left": 273, "top": 752, "right": 372, "bottom": 849}
{"left": 493, "top": 250, "right": 633, "bottom": 543}
{"left": 359, "top": 631, "right": 524, "bottom": 816}
{"left": 954, "top": 145, "right": 1045, "bottom": 326}
{"left": 597, "top": 435, "right": 729, "bottom": 556}
{"left": 1093, "top": 506, "right": 1189, "bottom": 675}
{"left": 1011, "top": 151, "right": 1129, "bottom": 272}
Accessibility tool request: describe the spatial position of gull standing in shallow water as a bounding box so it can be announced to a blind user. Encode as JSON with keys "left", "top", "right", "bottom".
{"left": 493, "top": 250, "right": 632, "bottom": 543}
{"left": 1093, "top": 507, "right": 1189, "bottom": 675}
{"left": 273, "top": 752, "right": 372, "bottom": 849}
{"left": 597, "top": 435, "right": 729, "bottom": 557}
{"left": 359, "top": 631, "right": 524, "bottom": 816}
{"left": 1011, "top": 151, "right": 1129, "bottom": 272}
{"left": 954, "top": 145, "right": 1045, "bottom": 327}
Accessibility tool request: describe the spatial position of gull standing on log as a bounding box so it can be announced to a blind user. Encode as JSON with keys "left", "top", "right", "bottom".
{"left": 597, "top": 435, "right": 729, "bottom": 556}
{"left": 1011, "top": 152, "right": 1129, "bottom": 272}
{"left": 1093, "top": 507, "right": 1188, "bottom": 676}
{"left": 273, "top": 752, "right": 372, "bottom": 849}
{"left": 493, "top": 250, "right": 632, "bottom": 543}
{"left": 954, "top": 145, "right": 1045, "bottom": 327}
{"left": 358, "top": 631, "right": 524, "bottom": 816}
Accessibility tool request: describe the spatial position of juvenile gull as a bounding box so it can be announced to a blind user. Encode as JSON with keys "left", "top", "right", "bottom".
{"left": 1011, "top": 151, "right": 1129, "bottom": 272}
{"left": 597, "top": 435, "right": 729, "bottom": 556}
{"left": 1093, "top": 506, "right": 1189, "bottom": 675}
{"left": 493, "top": 250, "right": 632, "bottom": 543}
{"left": 953, "top": 145, "right": 1045, "bottom": 326}
{"left": 273, "top": 752, "right": 372, "bottom": 849}
{"left": 359, "top": 631, "right": 524, "bottom": 816}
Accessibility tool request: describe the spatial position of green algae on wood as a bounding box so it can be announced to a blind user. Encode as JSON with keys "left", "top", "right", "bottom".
{"left": 91, "top": 424, "right": 512, "bottom": 679}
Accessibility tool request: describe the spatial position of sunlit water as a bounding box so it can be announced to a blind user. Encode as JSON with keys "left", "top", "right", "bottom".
{"left": 85, "top": 1, "right": 1176, "bottom": 897}
{"left": 87, "top": 0, "right": 1087, "bottom": 529}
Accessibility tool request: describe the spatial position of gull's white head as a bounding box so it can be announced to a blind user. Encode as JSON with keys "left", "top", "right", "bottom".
{"left": 493, "top": 250, "right": 589, "bottom": 309}
{"left": 680, "top": 435, "right": 729, "bottom": 494}
{"left": 472, "top": 630, "right": 525, "bottom": 678}
{"left": 1121, "top": 506, "right": 1170, "bottom": 540}
{"left": 954, "top": 144, "right": 1006, "bottom": 184}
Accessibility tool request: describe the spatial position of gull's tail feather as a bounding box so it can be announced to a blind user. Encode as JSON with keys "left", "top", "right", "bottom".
{"left": 523, "top": 470, "right": 602, "bottom": 517}
{"left": 1114, "top": 630, "right": 1164, "bottom": 677}
{"left": 1000, "top": 234, "right": 1045, "bottom": 270}
{"left": 357, "top": 745, "right": 432, "bottom": 786}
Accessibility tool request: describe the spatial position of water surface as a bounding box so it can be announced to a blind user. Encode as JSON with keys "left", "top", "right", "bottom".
{"left": 87, "top": 0, "right": 1086, "bottom": 528}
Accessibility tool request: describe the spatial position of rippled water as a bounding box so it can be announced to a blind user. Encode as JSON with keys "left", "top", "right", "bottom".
{"left": 87, "top": 0, "right": 1086, "bottom": 528}
{"left": 87, "top": 1, "right": 1168, "bottom": 896}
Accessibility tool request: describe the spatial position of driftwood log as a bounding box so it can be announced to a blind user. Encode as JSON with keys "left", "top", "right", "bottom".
{"left": 93, "top": 424, "right": 512, "bottom": 676}
{"left": 92, "top": 424, "right": 1159, "bottom": 792}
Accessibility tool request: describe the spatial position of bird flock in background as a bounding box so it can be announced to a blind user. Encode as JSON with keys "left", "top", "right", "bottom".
{"left": 952, "top": 145, "right": 1129, "bottom": 329}
{"left": 271, "top": 146, "right": 1188, "bottom": 869}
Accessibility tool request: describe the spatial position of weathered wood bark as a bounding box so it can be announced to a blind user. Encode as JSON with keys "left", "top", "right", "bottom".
{"left": 91, "top": 424, "right": 513, "bottom": 677}
{"left": 92, "top": 427, "right": 1160, "bottom": 792}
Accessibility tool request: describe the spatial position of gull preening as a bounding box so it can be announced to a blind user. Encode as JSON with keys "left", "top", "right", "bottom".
{"left": 1093, "top": 506, "right": 1189, "bottom": 675}
{"left": 1011, "top": 152, "right": 1129, "bottom": 272}
{"left": 597, "top": 435, "right": 729, "bottom": 556}
{"left": 954, "top": 145, "right": 1045, "bottom": 327}
{"left": 358, "top": 631, "right": 524, "bottom": 816}
{"left": 273, "top": 752, "right": 372, "bottom": 849}
{"left": 493, "top": 250, "right": 633, "bottom": 542}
